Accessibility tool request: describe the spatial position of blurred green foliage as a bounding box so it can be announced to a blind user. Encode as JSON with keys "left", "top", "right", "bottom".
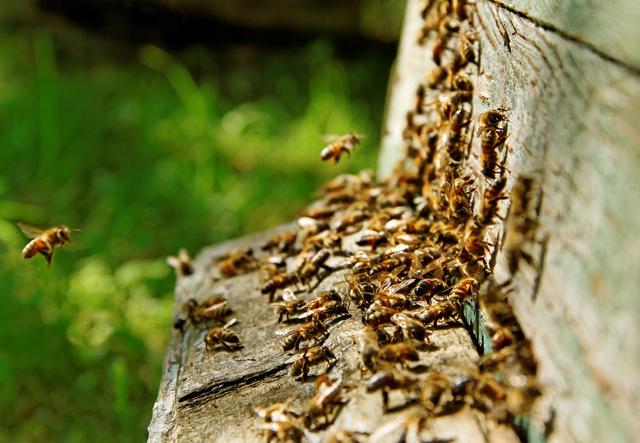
{"left": 0, "top": 4, "right": 393, "bottom": 442}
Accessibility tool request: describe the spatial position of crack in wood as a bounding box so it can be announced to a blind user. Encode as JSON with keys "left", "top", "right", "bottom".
{"left": 178, "top": 362, "right": 290, "bottom": 404}
{"left": 484, "top": 0, "right": 640, "bottom": 75}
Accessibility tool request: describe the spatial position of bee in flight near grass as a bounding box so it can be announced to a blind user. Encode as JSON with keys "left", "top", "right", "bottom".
{"left": 17, "top": 222, "right": 77, "bottom": 267}
{"left": 320, "top": 132, "right": 364, "bottom": 164}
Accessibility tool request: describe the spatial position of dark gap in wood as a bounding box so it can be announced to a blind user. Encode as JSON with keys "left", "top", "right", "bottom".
{"left": 178, "top": 362, "right": 290, "bottom": 404}
{"left": 485, "top": 0, "right": 640, "bottom": 75}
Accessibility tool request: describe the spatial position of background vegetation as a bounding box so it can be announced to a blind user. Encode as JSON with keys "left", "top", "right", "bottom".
{"left": 0, "top": 2, "right": 399, "bottom": 441}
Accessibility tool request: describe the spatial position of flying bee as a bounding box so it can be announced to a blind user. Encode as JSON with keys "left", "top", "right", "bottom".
{"left": 277, "top": 317, "right": 328, "bottom": 351}
{"left": 320, "top": 133, "right": 364, "bottom": 164}
{"left": 390, "top": 313, "right": 429, "bottom": 342}
{"left": 166, "top": 248, "right": 194, "bottom": 276}
{"left": 290, "top": 345, "right": 336, "bottom": 380}
{"left": 18, "top": 222, "right": 76, "bottom": 267}
{"left": 204, "top": 318, "right": 242, "bottom": 352}
{"left": 273, "top": 289, "right": 306, "bottom": 323}
{"left": 304, "top": 375, "right": 348, "bottom": 430}
{"left": 366, "top": 370, "right": 417, "bottom": 411}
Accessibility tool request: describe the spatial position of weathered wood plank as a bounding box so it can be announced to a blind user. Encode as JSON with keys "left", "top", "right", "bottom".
{"left": 381, "top": 1, "right": 640, "bottom": 442}
{"left": 494, "top": 0, "right": 640, "bottom": 71}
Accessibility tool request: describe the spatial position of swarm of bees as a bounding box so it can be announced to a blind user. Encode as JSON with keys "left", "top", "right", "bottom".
{"left": 178, "top": 0, "right": 545, "bottom": 440}
{"left": 18, "top": 222, "right": 75, "bottom": 267}
{"left": 320, "top": 133, "right": 364, "bottom": 164}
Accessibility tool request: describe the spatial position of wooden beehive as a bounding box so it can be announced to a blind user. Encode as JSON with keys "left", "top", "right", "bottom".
{"left": 149, "top": 1, "right": 640, "bottom": 442}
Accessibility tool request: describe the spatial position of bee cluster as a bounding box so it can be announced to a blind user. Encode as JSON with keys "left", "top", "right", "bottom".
{"left": 189, "top": 1, "right": 546, "bottom": 440}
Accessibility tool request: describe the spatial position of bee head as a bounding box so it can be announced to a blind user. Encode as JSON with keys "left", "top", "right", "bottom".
{"left": 58, "top": 226, "right": 72, "bottom": 242}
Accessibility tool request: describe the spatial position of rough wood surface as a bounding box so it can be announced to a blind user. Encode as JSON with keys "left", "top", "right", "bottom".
{"left": 380, "top": 1, "right": 640, "bottom": 442}
{"left": 148, "top": 228, "right": 520, "bottom": 442}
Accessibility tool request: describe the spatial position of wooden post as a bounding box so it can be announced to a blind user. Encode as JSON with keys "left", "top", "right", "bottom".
{"left": 150, "top": 1, "right": 640, "bottom": 441}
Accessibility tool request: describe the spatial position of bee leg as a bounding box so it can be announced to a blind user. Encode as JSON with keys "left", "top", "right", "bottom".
{"left": 40, "top": 249, "right": 53, "bottom": 267}
{"left": 382, "top": 390, "right": 390, "bottom": 412}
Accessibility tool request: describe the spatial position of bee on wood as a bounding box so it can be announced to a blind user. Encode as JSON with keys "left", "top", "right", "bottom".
{"left": 320, "top": 133, "right": 363, "bottom": 164}
{"left": 419, "top": 372, "right": 452, "bottom": 413}
{"left": 304, "top": 375, "right": 348, "bottom": 430}
{"left": 183, "top": 295, "right": 232, "bottom": 325}
{"left": 256, "top": 420, "right": 305, "bottom": 443}
{"left": 377, "top": 343, "right": 420, "bottom": 367}
{"left": 204, "top": 318, "right": 242, "bottom": 352}
{"left": 354, "top": 229, "right": 386, "bottom": 248}
{"left": 503, "top": 175, "right": 541, "bottom": 273}
{"left": 261, "top": 231, "right": 297, "bottom": 254}
{"left": 290, "top": 345, "right": 336, "bottom": 380}
{"left": 366, "top": 370, "right": 417, "bottom": 412}
{"left": 166, "top": 248, "right": 194, "bottom": 276}
{"left": 415, "top": 300, "right": 458, "bottom": 326}
{"left": 411, "top": 278, "right": 446, "bottom": 300}
{"left": 297, "top": 248, "right": 331, "bottom": 283}
{"left": 18, "top": 222, "right": 75, "bottom": 267}
{"left": 390, "top": 313, "right": 429, "bottom": 342}
{"left": 218, "top": 247, "right": 256, "bottom": 277}
{"left": 448, "top": 276, "right": 477, "bottom": 302}
{"left": 364, "top": 302, "right": 399, "bottom": 326}
{"left": 425, "top": 66, "right": 448, "bottom": 90}
{"left": 273, "top": 289, "right": 306, "bottom": 323}
{"left": 277, "top": 317, "right": 328, "bottom": 351}
{"left": 261, "top": 272, "right": 296, "bottom": 302}
{"left": 479, "top": 109, "right": 509, "bottom": 179}
{"left": 359, "top": 328, "right": 381, "bottom": 373}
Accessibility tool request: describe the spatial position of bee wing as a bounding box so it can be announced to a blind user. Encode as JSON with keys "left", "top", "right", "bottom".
{"left": 201, "top": 301, "right": 228, "bottom": 314}
{"left": 275, "top": 326, "right": 297, "bottom": 336}
{"left": 322, "top": 134, "right": 341, "bottom": 143}
{"left": 387, "top": 278, "right": 416, "bottom": 295}
{"left": 223, "top": 318, "right": 237, "bottom": 328}
{"left": 298, "top": 307, "right": 324, "bottom": 319}
{"left": 16, "top": 222, "right": 44, "bottom": 239}
{"left": 166, "top": 256, "right": 180, "bottom": 268}
{"left": 282, "top": 288, "right": 298, "bottom": 303}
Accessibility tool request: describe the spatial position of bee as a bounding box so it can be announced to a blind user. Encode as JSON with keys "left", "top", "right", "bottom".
{"left": 204, "top": 318, "right": 242, "bottom": 352}
{"left": 480, "top": 128, "right": 508, "bottom": 179}
{"left": 255, "top": 399, "right": 300, "bottom": 423}
{"left": 18, "top": 222, "right": 75, "bottom": 267}
{"left": 359, "top": 328, "right": 381, "bottom": 372}
{"left": 277, "top": 317, "right": 328, "bottom": 351}
{"left": 304, "top": 375, "right": 348, "bottom": 430}
{"left": 503, "top": 175, "right": 541, "bottom": 273}
{"left": 377, "top": 343, "right": 420, "bottom": 366}
{"left": 262, "top": 231, "right": 297, "bottom": 254}
{"left": 166, "top": 248, "right": 194, "bottom": 276}
{"left": 261, "top": 272, "right": 296, "bottom": 302}
{"left": 448, "top": 276, "right": 477, "bottom": 302}
{"left": 256, "top": 421, "right": 304, "bottom": 443}
{"left": 425, "top": 66, "right": 448, "bottom": 89}
{"left": 414, "top": 300, "right": 458, "bottom": 326}
{"left": 273, "top": 289, "right": 306, "bottom": 323}
{"left": 366, "top": 370, "right": 417, "bottom": 411}
{"left": 218, "top": 247, "right": 256, "bottom": 277}
{"left": 320, "top": 133, "right": 363, "bottom": 164}
{"left": 354, "top": 229, "right": 386, "bottom": 248}
{"left": 290, "top": 345, "right": 336, "bottom": 380}
{"left": 184, "top": 295, "right": 232, "bottom": 324}
{"left": 364, "top": 302, "right": 398, "bottom": 326}
{"left": 390, "top": 313, "right": 429, "bottom": 342}
{"left": 419, "top": 372, "right": 452, "bottom": 413}
{"left": 297, "top": 248, "right": 331, "bottom": 283}
{"left": 411, "top": 278, "right": 446, "bottom": 300}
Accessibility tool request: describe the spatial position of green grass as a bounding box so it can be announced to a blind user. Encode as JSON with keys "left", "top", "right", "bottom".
{"left": 0, "top": 9, "right": 392, "bottom": 442}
